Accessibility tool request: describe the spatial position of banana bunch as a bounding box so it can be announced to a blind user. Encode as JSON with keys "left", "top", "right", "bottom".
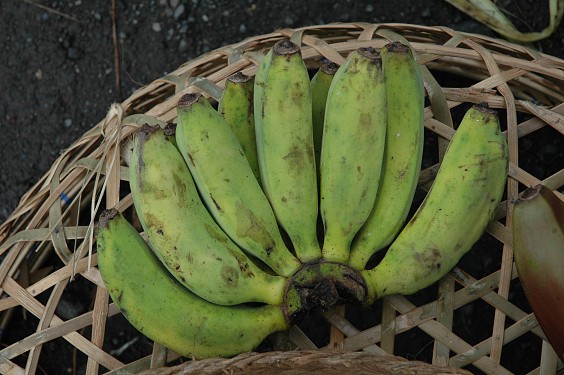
{"left": 96, "top": 39, "right": 508, "bottom": 359}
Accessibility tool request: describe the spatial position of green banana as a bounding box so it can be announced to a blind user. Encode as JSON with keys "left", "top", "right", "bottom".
{"left": 129, "top": 124, "right": 286, "bottom": 306}
{"left": 218, "top": 72, "right": 261, "bottom": 182}
{"left": 362, "top": 104, "right": 508, "bottom": 303}
{"left": 310, "top": 62, "right": 338, "bottom": 172}
{"left": 176, "top": 93, "right": 301, "bottom": 277}
{"left": 349, "top": 41, "right": 425, "bottom": 270}
{"left": 97, "top": 208, "right": 288, "bottom": 359}
{"left": 254, "top": 39, "right": 321, "bottom": 262}
{"left": 320, "top": 47, "right": 387, "bottom": 263}
{"left": 512, "top": 184, "right": 564, "bottom": 362}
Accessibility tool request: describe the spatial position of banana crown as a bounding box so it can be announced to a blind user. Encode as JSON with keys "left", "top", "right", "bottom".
{"left": 97, "top": 39, "right": 508, "bottom": 359}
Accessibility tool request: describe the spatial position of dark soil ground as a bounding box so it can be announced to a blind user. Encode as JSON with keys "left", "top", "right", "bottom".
{"left": 1, "top": 1, "right": 563, "bottom": 374}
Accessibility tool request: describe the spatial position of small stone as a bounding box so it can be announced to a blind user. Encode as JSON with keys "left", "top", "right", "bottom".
{"left": 202, "top": 14, "right": 209, "bottom": 22}
{"left": 239, "top": 23, "right": 246, "bottom": 33}
{"left": 365, "top": 4, "right": 373, "bottom": 12}
{"left": 41, "top": 12, "right": 49, "bottom": 21}
{"left": 166, "top": 28, "right": 174, "bottom": 41}
{"left": 35, "top": 69, "right": 43, "bottom": 80}
{"left": 152, "top": 22, "right": 161, "bottom": 32}
{"left": 284, "top": 15, "right": 294, "bottom": 26}
{"left": 178, "top": 38, "right": 189, "bottom": 53}
{"left": 67, "top": 47, "right": 81, "bottom": 60}
{"left": 94, "top": 11, "right": 102, "bottom": 21}
{"left": 173, "top": 4, "right": 185, "bottom": 19}
{"left": 64, "top": 118, "right": 72, "bottom": 128}
{"left": 421, "top": 7, "right": 431, "bottom": 18}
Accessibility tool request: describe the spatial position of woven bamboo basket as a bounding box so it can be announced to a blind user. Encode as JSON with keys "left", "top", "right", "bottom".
{"left": 0, "top": 23, "right": 563, "bottom": 375}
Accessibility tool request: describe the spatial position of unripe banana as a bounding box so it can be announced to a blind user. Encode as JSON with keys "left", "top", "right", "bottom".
{"left": 363, "top": 105, "right": 508, "bottom": 303}
{"left": 176, "top": 93, "right": 301, "bottom": 277}
{"left": 320, "top": 47, "right": 387, "bottom": 263}
{"left": 349, "top": 41, "right": 425, "bottom": 270}
{"left": 129, "top": 124, "right": 286, "bottom": 306}
{"left": 254, "top": 39, "right": 321, "bottom": 262}
{"left": 311, "top": 62, "right": 338, "bottom": 172}
{"left": 218, "top": 72, "right": 261, "bottom": 182}
{"left": 97, "top": 209, "right": 288, "bottom": 359}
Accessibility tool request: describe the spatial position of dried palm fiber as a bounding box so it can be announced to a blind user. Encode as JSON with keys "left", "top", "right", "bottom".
{"left": 139, "top": 350, "right": 473, "bottom": 374}
{"left": 0, "top": 23, "right": 563, "bottom": 375}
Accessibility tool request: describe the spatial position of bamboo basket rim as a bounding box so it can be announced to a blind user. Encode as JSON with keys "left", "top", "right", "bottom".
{"left": 0, "top": 22, "right": 563, "bottom": 375}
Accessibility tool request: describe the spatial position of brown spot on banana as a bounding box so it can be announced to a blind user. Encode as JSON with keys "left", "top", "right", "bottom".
{"left": 220, "top": 266, "right": 239, "bottom": 288}
{"left": 210, "top": 193, "right": 222, "bottom": 213}
{"left": 282, "top": 143, "right": 306, "bottom": 170}
{"left": 235, "top": 202, "right": 276, "bottom": 251}
{"left": 204, "top": 223, "right": 229, "bottom": 244}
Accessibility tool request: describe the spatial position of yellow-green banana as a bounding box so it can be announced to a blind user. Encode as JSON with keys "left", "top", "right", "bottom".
{"left": 320, "top": 47, "right": 387, "bottom": 263}
{"left": 129, "top": 124, "right": 286, "bottom": 306}
{"left": 363, "top": 105, "right": 508, "bottom": 303}
{"left": 176, "top": 93, "right": 301, "bottom": 277}
{"left": 349, "top": 41, "right": 425, "bottom": 270}
{"left": 311, "top": 62, "right": 338, "bottom": 173}
{"left": 97, "top": 208, "right": 288, "bottom": 359}
{"left": 218, "top": 72, "right": 260, "bottom": 182}
{"left": 254, "top": 39, "right": 321, "bottom": 262}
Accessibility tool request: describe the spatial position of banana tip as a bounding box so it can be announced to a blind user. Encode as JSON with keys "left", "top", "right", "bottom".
{"left": 517, "top": 184, "right": 544, "bottom": 203}
{"left": 163, "top": 122, "right": 177, "bottom": 136}
{"left": 357, "top": 47, "right": 380, "bottom": 61}
{"left": 138, "top": 123, "right": 160, "bottom": 137}
{"left": 273, "top": 39, "right": 300, "bottom": 56}
{"left": 178, "top": 92, "right": 201, "bottom": 107}
{"left": 227, "top": 71, "right": 252, "bottom": 83}
{"left": 474, "top": 102, "right": 496, "bottom": 115}
{"left": 99, "top": 208, "right": 119, "bottom": 229}
{"left": 384, "top": 41, "right": 410, "bottom": 53}
{"left": 321, "top": 62, "right": 339, "bottom": 75}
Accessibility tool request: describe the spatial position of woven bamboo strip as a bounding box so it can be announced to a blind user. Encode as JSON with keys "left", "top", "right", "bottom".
{"left": 23, "top": 279, "right": 67, "bottom": 375}
{"left": 288, "top": 326, "right": 318, "bottom": 350}
{"left": 0, "top": 361, "right": 24, "bottom": 375}
{"left": 380, "top": 298, "right": 396, "bottom": 354}
{"left": 388, "top": 295, "right": 513, "bottom": 375}
{"left": 342, "top": 267, "right": 510, "bottom": 352}
{"left": 450, "top": 269, "right": 547, "bottom": 340}
{"left": 433, "top": 277, "right": 455, "bottom": 367}
{"left": 328, "top": 305, "right": 346, "bottom": 350}
{"left": 150, "top": 343, "right": 168, "bottom": 370}
{"left": 321, "top": 308, "right": 386, "bottom": 354}
{"left": 538, "top": 342, "right": 559, "bottom": 375}
{"left": 1, "top": 277, "right": 123, "bottom": 370}
{"left": 1, "top": 303, "right": 118, "bottom": 365}
{"left": 449, "top": 313, "right": 539, "bottom": 368}
{"left": 0, "top": 253, "right": 97, "bottom": 312}
{"left": 86, "top": 287, "right": 110, "bottom": 375}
